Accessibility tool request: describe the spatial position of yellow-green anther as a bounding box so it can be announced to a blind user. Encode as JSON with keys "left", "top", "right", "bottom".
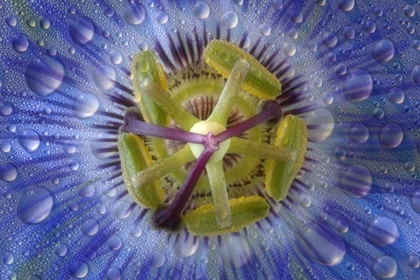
{"left": 184, "top": 196, "right": 269, "bottom": 236}
{"left": 139, "top": 80, "right": 200, "bottom": 130}
{"left": 132, "top": 51, "right": 168, "bottom": 126}
{"left": 204, "top": 40, "right": 281, "bottom": 100}
{"left": 265, "top": 115, "right": 308, "bottom": 201}
{"left": 207, "top": 59, "right": 249, "bottom": 125}
{"left": 205, "top": 162, "right": 232, "bottom": 228}
{"left": 117, "top": 133, "right": 165, "bottom": 209}
{"left": 135, "top": 144, "right": 195, "bottom": 188}
{"left": 228, "top": 137, "right": 296, "bottom": 162}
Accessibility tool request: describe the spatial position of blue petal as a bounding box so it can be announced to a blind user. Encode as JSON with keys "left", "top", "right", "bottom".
{"left": 1, "top": 0, "right": 419, "bottom": 279}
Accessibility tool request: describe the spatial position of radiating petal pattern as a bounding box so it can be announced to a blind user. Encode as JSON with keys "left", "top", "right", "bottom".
{"left": 1, "top": 0, "right": 419, "bottom": 279}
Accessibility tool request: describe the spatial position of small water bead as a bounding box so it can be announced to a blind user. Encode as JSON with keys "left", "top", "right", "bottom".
{"left": 372, "top": 39, "right": 395, "bottom": 63}
{"left": 90, "top": 130, "right": 119, "bottom": 159}
{"left": 2, "top": 251, "right": 14, "bottom": 265}
{"left": 168, "top": 269, "right": 181, "bottom": 280}
{"left": 0, "top": 163, "right": 18, "bottom": 182}
{"left": 193, "top": 2, "right": 210, "bottom": 19}
{"left": 81, "top": 218, "right": 99, "bottom": 236}
{"left": 349, "top": 123, "right": 369, "bottom": 143}
{"left": 413, "top": 40, "right": 420, "bottom": 51}
{"left": 373, "top": 108, "right": 384, "bottom": 119}
{"left": 338, "top": 0, "right": 355, "bottom": 12}
{"left": 0, "top": 140, "right": 11, "bottom": 153}
{"left": 173, "top": 230, "right": 199, "bottom": 258}
{"left": 12, "top": 34, "right": 29, "bottom": 53}
{"left": 124, "top": 4, "right": 146, "bottom": 25}
{"left": 151, "top": 251, "right": 166, "bottom": 268}
{"left": 25, "top": 56, "right": 66, "bottom": 97}
{"left": 404, "top": 161, "right": 415, "bottom": 172}
{"left": 403, "top": 5, "right": 415, "bottom": 17}
{"left": 92, "top": 65, "right": 116, "bottom": 91}
{"left": 17, "top": 187, "right": 54, "bottom": 224}
{"left": 322, "top": 32, "right": 338, "bottom": 48}
{"left": 339, "top": 164, "right": 372, "bottom": 198}
{"left": 387, "top": 87, "right": 404, "bottom": 104}
{"left": 411, "top": 191, "right": 420, "bottom": 213}
{"left": 408, "top": 254, "right": 420, "bottom": 269}
{"left": 107, "top": 234, "right": 123, "bottom": 251}
{"left": 297, "top": 223, "right": 345, "bottom": 266}
{"left": 371, "top": 256, "right": 397, "bottom": 279}
{"left": 290, "top": 10, "right": 303, "bottom": 23}
{"left": 322, "top": 91, "right": 333, "bottom": 105}
{"left": 220, "top": 11, "right": 238, "bottom": 29}
{"left": 343, "top": 26, "right": 355, "bottom": 39}
{"left": 288, "top": 28, "right": 298, "bottom": 39}
{"left": 72, "top": 92, "right": 100, "bottom": 119}
{"left": 343, "top": 69, "right": 373, "bottom": 102}
{"left": 272, "top": 0, "right": 283, "bottom": 9}
{"left": 283, "top": 43, "right": 296, "bottom": 56}
{"left": 63, "top": 142, "right": 77, "bottom": 154}
{"left": 220, "top": 235, "right": 251, "bottom": 268}
{"left": 335, "top": 63, "right": 347, "bottom": 76}
{"left": 379, "top": 123, "right": 403, "bottom": 150}
{"left": 0, "top": 101, "right": 13, "bottom": 116}
{"left": 298, "top": 194, "right": 312, "bottom": 208}
{"left": 130, "top": 225, "right": 142, "bottom": 238}
{"left": 139, "top": 41, "right": 149, "bottom": 51}
{"left": 335, "top": 219, "right": 349, "bottom": 233}
{"left": 346, "top": 262, "right": 355, "bottom": 270}
{"left": 109, "top": 51, "right": 122, "bottom": 65}
{"left": 114, "top": 201, "right": 131, "bottom": 219}
{"left": 259, "top": 24, "right": 271, "bottom": 36}
{"left": 364, "top": 21, "right": 376, "bottom": 33}
{"left": 411, "top": 65, "right": 420, "bottom": 85}
{"left": 106, "top": 268, "right": 121, "bottom": 280}
{"left": 69, "top": 160, "right": 79, "bottom": 171}
{"left": 365, "top": 216, "right": 399, "bottom": 246}
{"left": 6, "top": 15, "right": 17, "bottom": 27}
{"left": 156, "top": 12, "right": 169, "bottom": 24}
{"left": 334, "top": 146, "right": 346, "bottom": 160}
{"left": 233, "top": 0, "right": 243, "bottom": 5}
{"left": 55, "top": 243, "right": 68, "bottom": 257}
{"left": 69, "top": 260, "right": 89, "bottom": 279}
{"left": 317, "top": 0, "right": 326, "bottom": 6}
{"left": 40, "top": 18, "right": 50, "bottom": 29}
{"left": 303, "top": 108, "right": 334, "bottom": 142}
{"left": 68, "top": 17, "right": 95, "bottom": 45}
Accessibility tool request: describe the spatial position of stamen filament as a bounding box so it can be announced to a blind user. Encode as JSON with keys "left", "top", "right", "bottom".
{"left": 228, "top": 137, "right": 296, "bottom": 162}
{"left": 140, "top": 80, "right": 200, "bottom": 130}
{"left": 206, "top": 162, "right": 232, "bottom": 228}
{"left": 122, "top": 110, "right": 205, "bottom": 143}
{"left": 134, "top": 145, "right": 195, "bottom": 188}
{"left": 215, "top": 100, "right": 282, "bottom": 142}
{"left": 207, "top": 60, "right": 249, "bottom": 125}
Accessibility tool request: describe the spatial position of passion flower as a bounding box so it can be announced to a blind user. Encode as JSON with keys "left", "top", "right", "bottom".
{"left": 118, "top": 40, "right": 307, "bottom": 236}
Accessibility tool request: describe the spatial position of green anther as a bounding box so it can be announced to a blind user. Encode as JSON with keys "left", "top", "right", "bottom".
{"left": 206, "top": 162, "right": 231, "bottom": 228}
{"left": 265, "top": 115, "right": 308, "bottom": 201}
{"left": 118, "top": 133, "right": 165, "bottom": 209}
{"left": 184, "top": 196, "right": 270, "bottom": 236}
{"left": 132, "top": 51, "right": 169, "bottom": 126}
{"left": 204, "top": 40, "right": 282, "bottom": 100}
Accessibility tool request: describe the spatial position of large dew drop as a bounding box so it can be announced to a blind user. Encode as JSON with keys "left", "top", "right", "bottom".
{"left": 379, "top": 123, "right": 403, "bottom": 150}
{"left": 220, "top": 11, "right": 238, "bottom": 29}
{"left": 25, "top": 56, "right": 65, "bottom": 97}
{"left": 343, "top": 69, "right": 372, "bottom": 102}
{"left": 0, "top": 163, "right": 18, "bottom": 182}
{"left": 17, "top": 187, "right": 54, "bottom": 224}
{"left": 124, "top": 4, "right": 146, "bottom": 25}
{"left": 68, "top": 17, "right": 95, "bottom": 45}
{"left": 371, "top": 256, "right": 397, "bottom": 279}
{"left": 12, "top": 34, "right": 29, "bottom": 53}
{"left": 92, "top": 65, "right": 116, "bottom": 91}
{"left": 372, "top": 39, "right": 395, "bottom": 63}
{"left": 193, "top": 2, "right": 210, "bottom": 19}
{"left": 220, "top": 235, "right": 251, "bottom": 268}
{"left": 18, "top": 129, "right": 40, "bottom": 152}
{"left": 72, "top": 92, "right": 100, "bottom": 119}
{"left": 365, "top": 216, "right": 399, "bottom": 246}
{"left": 339, "top": 164, "right": 372, "bottom": 198}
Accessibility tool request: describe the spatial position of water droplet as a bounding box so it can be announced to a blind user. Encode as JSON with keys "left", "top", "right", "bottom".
{"left": 173, "top": 231, "right": 199, "bottom": 258}
{"left": 124, "top": 4, "right": 146, "bottom": 25}
{"left": 404, "top": 161, "right": 415, "bottom": 172}
{"left": 410, "top": 191, "right": 420, "bottom": 213}
{"left": 68, "top": 17, "right": 95, "bottom": 45}
{"left": 364, "top": 21, "right": 376, "bottom": 33}
{"left": 335, "top": 63, "right": 347, "bottom": 76}
{"left": 373, "top": 107, "right": 384, "bottom": 119}
{"left": 90, "top": 130, "right": 118, "bottom": 160}
{"left": 379, "top": 123, "right": 403, "bottom": 150}
{"left": 0, "top": 140, "right": 11, "bottom": 153}
{"left": 411, "top": 65, "right": 420, "bottom": 85}
{"left": 322, "top": 32, "right": 337, "bottom": 48}
{"left": 339, "top": 164, "right": 372, "bottom": 198}
{"left": 92, "top": 65, "right": 116, "bottom": 91}
{"left": 220, "top": 11, "right": 238, "bottom": 30}
{"left": 69, "top": 160, "right": 79, "bottom": 171}
{"left": 168, "top": 269, "right": 181, "bottom": 280}
{"left": 259, "top": 24, "right": 271, "bottom": 36}
{"left": 193, "top": 2, "right": 210, "bottom": 19}
{"left": 0, "top": 101, "right": 13, "bottom": 116}
{"left": 25, "top": 56, "right": 65, "bottom": 97}
{"left": 365, "top": 216, "right": 399, "bottom": 246}
{"left": 349, "top": 123, "right": 369, "bottom": 143}
{"left": 17, "top": 187, "right": 54, "bottom": 224}
{"left": 109, "top": 51, "right": 122, "bottom": 65}
{"left": 55, "top": 243, "right": 68, "bottom": 257}
{"left": 156, "top": 12, "right": 169, "bottom": 24}
{"left": 343, "top": 25, "right": 355, "bottom": 39}
{"left": 322, "top": 91, "right": 333, "bottom": 105}
{"left": 413, "top": 40, "right": 420, "bottom": 51}
{"left": 2, "top": 252, "right": 14, "bottom": 264}
{"left": 81, "top": 218, "right": 99, "bottom": 236}
{"left": 69, "top": 260, "right": 89, "bottom": 279}
{"left": 290, "top": 10, "right": 303, "bottom": 23}
{"left": 151, "top": 251, "right": 165, "bottom": 267}
{"left": 403, "top": 5, "right": 415, "bottom": 17}
{"left": 302, "top": 108, "right": 334, "bottom": 142}
{"left": 283, "top": 43, "right": 296, "bottom": 56}
{"left": 338, "top": 0, "right": 355, "bottom": 11}
{"left": 114, "top": 201, "right": 131, "bottom": 219}
{"left": 299, "top": 194, "right": 312, "bottom": 208}
{"left": 0, "top": 163, "right": 18, "bottom": 182}
{"left": 387, "top": 87, "right": 404, "bottom": 104}
{"left": 18, "top": 129, "right": 40, "bottom": 152}
{"left": 372, "top": 39, "right": 395, "bottom": 63}
{"left": 297, "top": 223, "right": 345, "bottom": 266}
{"left": 106, "top": 268, "right": 121, "bottom": 280}
{"left": 12, "top": 34, "right": 29, "bottom": 53}
{"left": 130, "top": 225, "right": 142, "bottom": 238}
{"left": 408, "top": 254, "right": 420, "bottom": 269}
{"left": 107, "top": 234, "right": 123, "bottom": 251}
{"left": 371, "top": 256, "right": 397, "bottom": 279}
{"left": 72, "top": 92, "right": 100, "bottom": 119}
{"left": 6, "top": 15, "right": 17, "bottom": 27}
{"left": 343, "top": 69, "right": 372, "bottom": 102}
{"left": 220, "top": 235, "right": 251, "bottom": 268}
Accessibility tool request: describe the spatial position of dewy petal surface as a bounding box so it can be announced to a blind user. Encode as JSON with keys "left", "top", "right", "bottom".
{"left": 0, "top": 1, "right": 419, "bottom": 280}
